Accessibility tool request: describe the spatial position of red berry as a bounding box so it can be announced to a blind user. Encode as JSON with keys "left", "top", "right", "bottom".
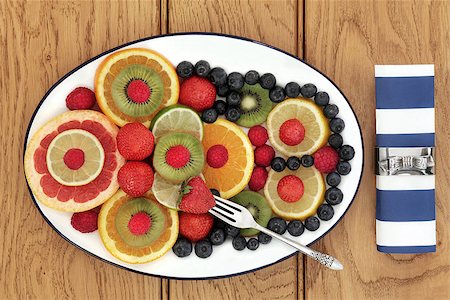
{"left": 127, "top": 212, "right": 152, "bottom": 235}
{"left": 178, "top": 176, "right": 215, "bottom": 214}
{"left": 179, "top": 212, "right": 214, "bottom": 242}
{"left": 63, "top": 148, "right": 84, "bottom": 170}
{"left": 117, "top": 123, "right": 155, "bottom": 160}
{"left": 126, "top": 80, "right": 151, "bottom": 103}
{"left": 166, "top": 145, "right": 191, "bottom": 169}
{"left": 118, "top": 162, "right": 154, "bottom": 197}
{"left": 248, "top": 125, "right": 268, "bottom": 147}
{"left": 71, "top": 209, "right": 99, "bottom": 233}
{"left": 66, "top": 87, "right": 96, "bottom": 110}
{"left": 248, "top": 166, "right": 268, "bottom": 191}
{"left": 314, "top": 146, "right": 339, "bottom": 173}
{"left": 179, "top": 76, "right": 216, "bottom": 112}
{"left": 254, "top": 144, "right": 275, "bottom": 167}
{"left": 279, "top": 119, "right": 305, "bottom": 146}
{"left": 277, "top": 175, "right": 304, "bottom": 203}
{"left": 206, "top": 144, "right": 228, "bottom": 168}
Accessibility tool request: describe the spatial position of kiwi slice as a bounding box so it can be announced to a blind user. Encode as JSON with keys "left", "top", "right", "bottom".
{"left": 231, "top": 191, "right": 272, "bottom": 236}
{"left": 111, "top": 64, "right": 164, "bottom": 117}
{"left": 153, "top": 132, "right": 204, "bottom": 183}
{"left": 236, "top": 83, "right": 273, "bottom": 127}
{"left": 115, "top": 197, "right": 166, "bottom": 247}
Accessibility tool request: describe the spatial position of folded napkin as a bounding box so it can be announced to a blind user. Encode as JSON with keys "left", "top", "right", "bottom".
{"left": 375, "top": 64, "right": 436, "bottom": 254}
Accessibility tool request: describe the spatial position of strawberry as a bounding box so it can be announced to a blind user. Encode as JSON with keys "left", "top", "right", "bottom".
{"left": 126, "top": 79, "right": 151, "bottom": 103}
{"left": 166, "top": 145, "right": 191, "bottom": 168}
{"left": 279, "top": 119, "right": 305, "bottom": 146}
{"left": 206, "top": 144, "right": 228, "bottom": 168}
{"left": 248, "top": 125, "right": 268, "bottom": 147}
{"left": 178, "top": 176, "right": 215, "bottom": 214}
{"left": 179, "top": 76, "right": 216, "bottom": 112}
{"left": 118, "top": 162, "right": 154, "bottom": 197}
{"left": 314, "top": 146, "right": 339, "bottom": 173}
{"left": 117, "top": 123, "right": 155, "bottom": 160}
{"left": 179, "top": 212, "right": 214, "bottom": 242}
{"left": 66, "top": 87, "right": 96, "bottom": 110}
{"left": 277, "top": 175, "right": 304, "bottom": 203}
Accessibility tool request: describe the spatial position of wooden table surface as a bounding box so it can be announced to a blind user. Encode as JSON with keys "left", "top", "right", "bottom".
{"left": 1, "top": 0, "right": 450, "bottom": 299}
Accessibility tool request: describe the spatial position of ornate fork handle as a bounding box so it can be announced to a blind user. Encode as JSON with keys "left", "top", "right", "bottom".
{"left": 310, "top": 252, "right": 336, "bottom": 268}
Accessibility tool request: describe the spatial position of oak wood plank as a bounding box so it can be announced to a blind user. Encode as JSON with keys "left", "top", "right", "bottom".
{"left": 304, "top": 1, "right": 450, "bottom": 299}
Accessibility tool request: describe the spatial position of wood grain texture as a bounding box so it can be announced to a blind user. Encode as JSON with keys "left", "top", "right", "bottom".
{"left": 168, "top": 1, "right": 301, "bottom": 299}
{"left": 0, "top": 1, "right": 163, "bottom": 299}
{"left": 304, "top": 0, "right": 450, "bottom": 299}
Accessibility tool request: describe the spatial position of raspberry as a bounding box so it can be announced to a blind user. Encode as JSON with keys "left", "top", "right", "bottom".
{"left": 127, "top": 80, "right": 151, "bottom": 103}
{"left": 206, "top": 145, "right": 228, "bottom": 168}
{"left": 66, "top": 87, "right": 96, "bottom": 110}
{"left": 277, "top": 175, "right": 304, "bottom": 203}
{"left": 179, "top": 76, "right": 216, "bottom": 112}
{"left": 63, "top": 148, "right": 84, "bottom": 170}
{"left": 314, "top": 146, "right": 339, "bottom": 173}
{"left": 179, "top": 212, "right": 214, "bottom": 242}
{"left": 248, "top": 166, "right": 268, "bottom": 191}
{"left": 254, "top": 144, "right": 275, "bottom": 167}
{"left": 279, "top": 119, "right": 305, "bottom": 146}
{"left": 71, "top": 209, "right": 99, "bottom": 233}
{"left": 118, "top": 162, "right": 154, "bottom": 197}
{"left": 166, "top": 145, "right": 191, "bottom": 169}
{"left": 117, "top": 123, "right": 155, "bottom": 160}
{"left": 248, "top": 125, "right": 268, "bottom": 147}
{"left": 127, "top": 212, "right": 152, "bottom": 235}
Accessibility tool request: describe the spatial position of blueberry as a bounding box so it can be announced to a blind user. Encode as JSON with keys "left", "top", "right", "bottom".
{"left": 227, "top": 72, "right": 245, "bottom": 91}
{"left": 209, "top": 228, "right": 226, "bottom": 246}
{"left": 232, "top": 235, "right": 247, "bottom": 251}
{"left": 194, "top": 60, "right": 211, "bottom": 77}
{"left": 301, "top": 155, "right": 314, "bottom": 167}
{"left": 323, "top": 104, "right": 339, "bottom": 119}
{"left": 259, "top": 73, "right": 276, "bottom": 89}
{"left": 300, "top": 83, "right": 317, "bottom": 98}
{"left": 286, "top": 156, "right": 301, "bottom": 170}
{"left": 225, "top": 107, "right": 241, "bottom": 122}
{"left": 210, "top": 188, "right": 220, "bottom": 197}
{"left": 245, "top": 70, "right": 260, "bottom": 85}
{"left": 325, "top": 187, "right": 343, "bottom": 205}
{"left": 258, "top": 232, "right": 272, "bottom": 244}
{"left": 201, "top": 108, "right": 218, "bottom": 123}
{"left": 176, "top": 61, "right": 194, "bottom": 78}
{"left": 226, "top": 91, "right": 241, "bottom": 106}
{"left": 330, "top": 118, "right": 345, "bottom": 133}
{"left": 317, "top": 204, "right": 334, "bottom": 221}
{"left": 213, "top": 100, "right": 227, "bottom": 115}
{"left": 326, "top": 172, "right": 341, "bottom": 187}
{"left": 269, "top": 86, "right": 286, "bottom": 103}
{"left": 268, "top": 217, "right": 287, "bottom": 234}
{"left": 195, "top": 239, "right": 213, "bottom": 258}
{"left": 337, "top": 161, "right": 351, "bottom": 175}
{"left": 304, "top": 216, "right": 320, "bottom": 231}
{"left": 208, "top": 67, "right": 227, "bottom": 86}
{"left": 314, "top": 91, "right": 329, "bottom": 106}
{"left": 287, "top": 220, "right": 304, "bottom": 237}
{"left": 338, "top": 145, "right": 355, "bottom": 161}
{"left": 172, "top": 237, "right": 193, "bottom": 257}
{"left": 285, "top": 82, "right": 301, "bottom": 98}
{"left": 328, "top": 133, "right": 343, "bottom": 149}
{"left": 225, "top": 224, "right": 240, "bottom": 238}
{"left": 271, "top": 157, "right": 286, "bottom": 172}
{"left": 247, "top": 238, "right": 259, "bottom": 250}
{"left": 216, "top": 85, "right": 229, "bottom": 97}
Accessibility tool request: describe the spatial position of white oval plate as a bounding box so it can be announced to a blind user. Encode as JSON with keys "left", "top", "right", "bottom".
{"left": 25, "top": 33, "right": 364, "bottom": 279}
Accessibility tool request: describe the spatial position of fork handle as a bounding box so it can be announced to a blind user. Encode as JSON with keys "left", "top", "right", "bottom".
{"left": 255, "top": 225, "right": 343, "bottom": 270}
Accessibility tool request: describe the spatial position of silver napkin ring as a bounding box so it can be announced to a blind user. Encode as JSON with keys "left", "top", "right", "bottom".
{"left": 376, "top": 147, "right": 435, "bottom": 176}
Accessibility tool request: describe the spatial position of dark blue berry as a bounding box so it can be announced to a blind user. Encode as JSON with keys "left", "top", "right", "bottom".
{"left": 338, "top": 145, "right": 355, "bottom": 161}
{"left": 269, "top": 86, "right": 286, "bottom": 103}
{"left": 225, "top": 107, "right": 241, "bottom": 122}
{"left": 330, "top": 118, "right": 345, "bottom": 133}
{"left": 232, "top": 235, "right": 247, "bottom": 251}
{"left": 227, "top": 72, "right": 245, "bottom": 91}
{"left": 247, "top": 238, "right": 259, "bottom": 250}
{"left": 317, "top": 204, "right": 334, "bottom": 221}
{"left": 325, "top": 187, "right": 343, "bottom": 205}
{"left": 216, "top": 85, "right": 229, "bottom": 97}
{"left": 209, "top": 228, "right": 226, "bottom": 246}
{"left": 314, "top": 92, "right": 329, "bottom": 106}
{"left": 268, "top": 217, "right": 287, "bottom": 234}
{"left": 323, "top": 104, "right": 339, "bottom": 119}
{"left": 287, "top": 156, "right": 301, "bottom": 170}
{"left": 245, "top": 70, "right": 259, "bottom": 85}
{"left": 258, "top": 232, "right": 272, "bottom": 244}
{"left": 172, "top": 237, "right": 192, "bottom": 257}
{"left": 259, "top": 73, "right": 276, "bottom": 89}
{"left": 300, "top": 83, "right": 317, "bottom": 98}
{"left": 226, "top": 91, "right": 241, "bottom": 106}
{"left": 201, "top": 108, "right": 218, "bottom": 123}
{"left": 208, "top": 67, "right": 227, "bottom": 86}
{"left": 210, "top": 188, "right": 220, "bottom": 197}
{"left": 225, "top": 224, "right": 240, "bottom": 238}
{"left": 194, "top": 60, "right": 211, "bottom": 77}
{"left": 301, "top": 155, "right": 314, "bottom": 167}
{"left": 304, "top": 216, "right": 320, "bottom": 231}
{"left": 337, "top": 161, "right": 351, "bottom": 175}
{"left": 195, "top": 239, "right": 213, "bottom": 258}
{"left": 271, "top": 157, "right": 286, "bottom": 172}
{"left": 213, "top": 100, "right": 227, "bottom": 115}
{"left": 214, "top": 217, "right": 226, "bottom": 229}
{"left": 326, "top": 172, "right": 341, "bottom": 187}
{"left": 328, "top": 133, "right": 343, "bottom": 149}
{"left": 176, "top": 61, "right": 194, "bottom": 78}
{"left": 287, "top": 220, "right": 304, "bottom": 236}
{"left": 285, "top": 82, "right": 301, "bottom": 98}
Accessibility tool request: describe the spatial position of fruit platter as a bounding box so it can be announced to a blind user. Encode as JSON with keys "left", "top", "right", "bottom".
{"left": 24, "top": 33, "right": 363, "bottom": 279}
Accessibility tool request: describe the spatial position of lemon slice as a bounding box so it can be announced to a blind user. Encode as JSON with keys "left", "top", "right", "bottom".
{"left": 46, "top": 129, "right": 105, "bottom": 186}
{"left": 264, "top": 167, "right": 325, "bottom": 220}
{"left": 267, "top": 98, "right": 330, "bottom": 156}
{"left": 150, "top": 105, "right": 203, "bottom": 141}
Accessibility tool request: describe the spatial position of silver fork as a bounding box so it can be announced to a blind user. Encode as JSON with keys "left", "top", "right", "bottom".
{"left": 210, "top": 196, "right": 343, "bottom": 271}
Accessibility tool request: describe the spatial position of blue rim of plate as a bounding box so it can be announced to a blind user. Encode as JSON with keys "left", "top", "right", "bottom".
{"left": 23, "top": 32, "right": 365, "bottom": 280}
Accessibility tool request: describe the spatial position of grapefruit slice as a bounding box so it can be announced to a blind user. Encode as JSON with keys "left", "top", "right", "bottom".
{"left": 24, "top": 110, "right": 126, "bottom": 212}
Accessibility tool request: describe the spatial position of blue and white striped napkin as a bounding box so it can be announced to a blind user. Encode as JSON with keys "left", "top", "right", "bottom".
{"left": 375, "top": 64, "right": 436, "bottom": 254}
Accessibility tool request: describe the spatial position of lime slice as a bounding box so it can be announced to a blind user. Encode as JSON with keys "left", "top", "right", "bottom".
{"left": 150, "top": 105, "right": 203, "bottom": 141}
